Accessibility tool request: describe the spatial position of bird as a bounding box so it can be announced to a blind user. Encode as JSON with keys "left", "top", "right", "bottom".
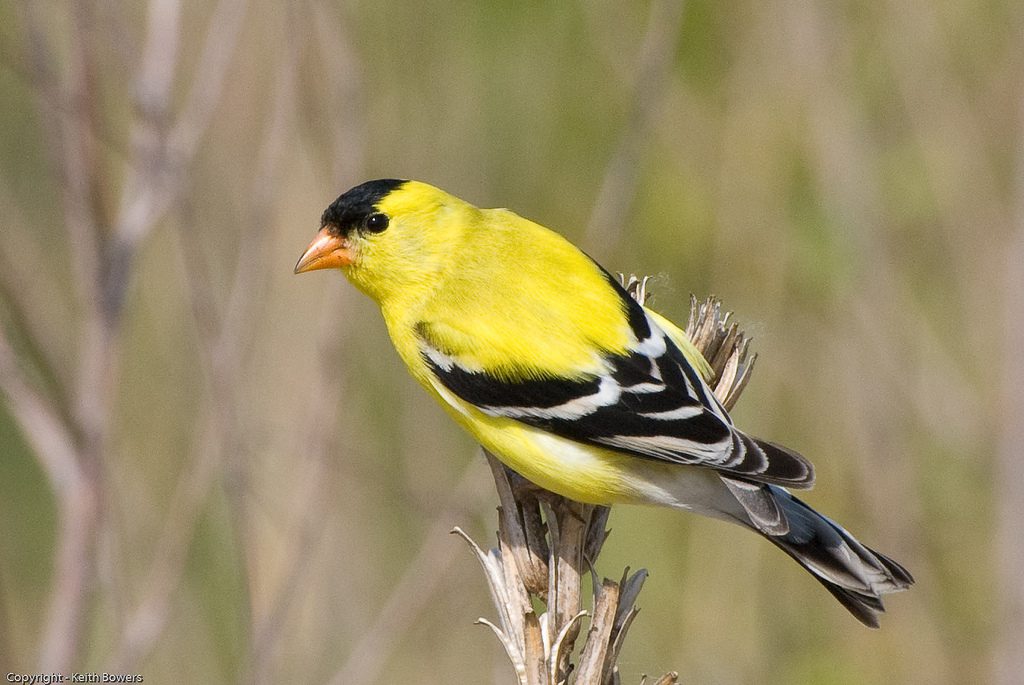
{"left": 294, "top": 178, "right": 913, "bottom": 627}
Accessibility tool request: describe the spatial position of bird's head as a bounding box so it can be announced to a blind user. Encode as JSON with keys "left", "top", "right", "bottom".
{"left": 294, "top": 179, "right": 469, "bottom": 306}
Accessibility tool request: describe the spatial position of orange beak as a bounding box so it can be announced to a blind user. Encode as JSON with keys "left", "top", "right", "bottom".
{"left": 294, "top": 227, "right": 355, "bottom": 274}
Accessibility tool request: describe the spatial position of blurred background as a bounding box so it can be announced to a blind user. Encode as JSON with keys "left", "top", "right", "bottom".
{"left": 0, "top": 1, "right": 1021, "bottom": 683}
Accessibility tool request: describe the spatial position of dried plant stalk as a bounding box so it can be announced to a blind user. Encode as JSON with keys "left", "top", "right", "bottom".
{"left": 456, "top": 277, "right": 755, "bottom": 684}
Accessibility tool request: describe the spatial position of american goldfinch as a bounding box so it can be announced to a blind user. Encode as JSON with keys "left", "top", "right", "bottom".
{"left": 294, "top": 179, "right": 913, "bottom": 626}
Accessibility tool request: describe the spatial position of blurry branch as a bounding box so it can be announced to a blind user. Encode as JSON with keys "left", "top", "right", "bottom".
{"left": 457, "top": 280, "right": 753, "bottom": 684}
{"left": 111, "top": 19, "right": 291, "bottom": 673}
{"left": 992, "top": 81, "right": 1024, "bottom": 685}
{"left": 0, "top": 231, "right": 75, "bottom": 427}
{"left": 883, "top": 0, "right": 1008, "bottom": 244}
{"left": 19, "top": 1, "right": 103, "bottom": 317}
{"left": 582, "top": 0, "right": 686, "bottom": 253}
{"left": 3, "top": 0, "right": 250, "bottom": 672}
{"left": 110, "top": 0, "right": 251, "bottom": 661}
{"left": 185, "top": 30, "right": 294, "bottom": 684}
{"left": 256, "top": 293, "right": 353, "bottom": 685}
{"left": 783, "top": 2, "right": 982, "bottom": 567}
{"left": 309, "top": 0, "right": 367, "bottom": 183}
{"left": 880, "top": 0, "right": 1011, "bottom": 427}
{"left": 0, "top": 334, "right": 82, "bottom": 499}
{"left": 325, "top": 461, "right": 493, "bottom": 685}
{"left": 114, "top": 0, "right": 250, "bottom": 264}
{"left": 167, "top": 0, "right": 250, "bottom": 159}
{"left": 104, "top": 0, "right": 181, "bottom": 316}
{"left": 15, "top": 2, "right": 108, "bottom": 672}
{"left": 778, "top": 3, "right": 925, "bottom": 550}
{"left": 109, "top": 424, "right": 220, "bottom": 671}
{"left": 248, "top": 4, "right": 372, "bottom": 682}
{"left": 178, "top": 9, "right": 290, "bottom": 651}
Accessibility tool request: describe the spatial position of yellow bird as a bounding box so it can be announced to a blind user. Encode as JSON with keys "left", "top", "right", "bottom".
{"left": 294, "top": 179, "right": 913, "bottom": 626}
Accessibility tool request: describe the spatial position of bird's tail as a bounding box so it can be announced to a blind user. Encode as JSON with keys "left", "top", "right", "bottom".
{"left": 759, "top": 485, "right": 914, "bottom": 628}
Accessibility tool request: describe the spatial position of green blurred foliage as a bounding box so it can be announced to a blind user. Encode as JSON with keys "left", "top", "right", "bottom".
{"left": 1, "top": 0, "right": 1021, "bottom": 683}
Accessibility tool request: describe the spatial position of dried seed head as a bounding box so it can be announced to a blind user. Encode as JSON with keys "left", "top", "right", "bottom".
{"left": 619, "top": 274, "right": 757, "bottom": 411}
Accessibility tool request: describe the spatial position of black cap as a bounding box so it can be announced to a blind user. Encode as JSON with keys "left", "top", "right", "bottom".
{"left": 321, "top": 179, "right": 407, "bottom": 234}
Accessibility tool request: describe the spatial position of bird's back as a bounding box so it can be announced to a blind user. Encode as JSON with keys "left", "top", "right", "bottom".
{"left": 411, "top": 207, "right": 636, "bottom": 382}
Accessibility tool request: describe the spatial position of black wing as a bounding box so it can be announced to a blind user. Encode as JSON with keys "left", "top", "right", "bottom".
{"left": 418, "top": 288, "right": 813, "bottom": 488}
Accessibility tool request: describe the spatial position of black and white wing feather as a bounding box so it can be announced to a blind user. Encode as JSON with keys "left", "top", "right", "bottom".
{"left": 418, "top": 282, "right": 814, "bottom": 489}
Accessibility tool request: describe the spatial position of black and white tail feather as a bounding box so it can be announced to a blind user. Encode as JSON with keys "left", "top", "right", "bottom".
{"left": 766, "top": 487, "right": 913, "bottom": 627}
{"left": 419, "top": 273, "right": 912, "bottom": 626}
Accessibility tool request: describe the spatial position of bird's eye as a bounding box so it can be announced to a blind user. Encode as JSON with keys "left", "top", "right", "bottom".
{"left": 365, "top": 213, "right": 389, "bottom": 233}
